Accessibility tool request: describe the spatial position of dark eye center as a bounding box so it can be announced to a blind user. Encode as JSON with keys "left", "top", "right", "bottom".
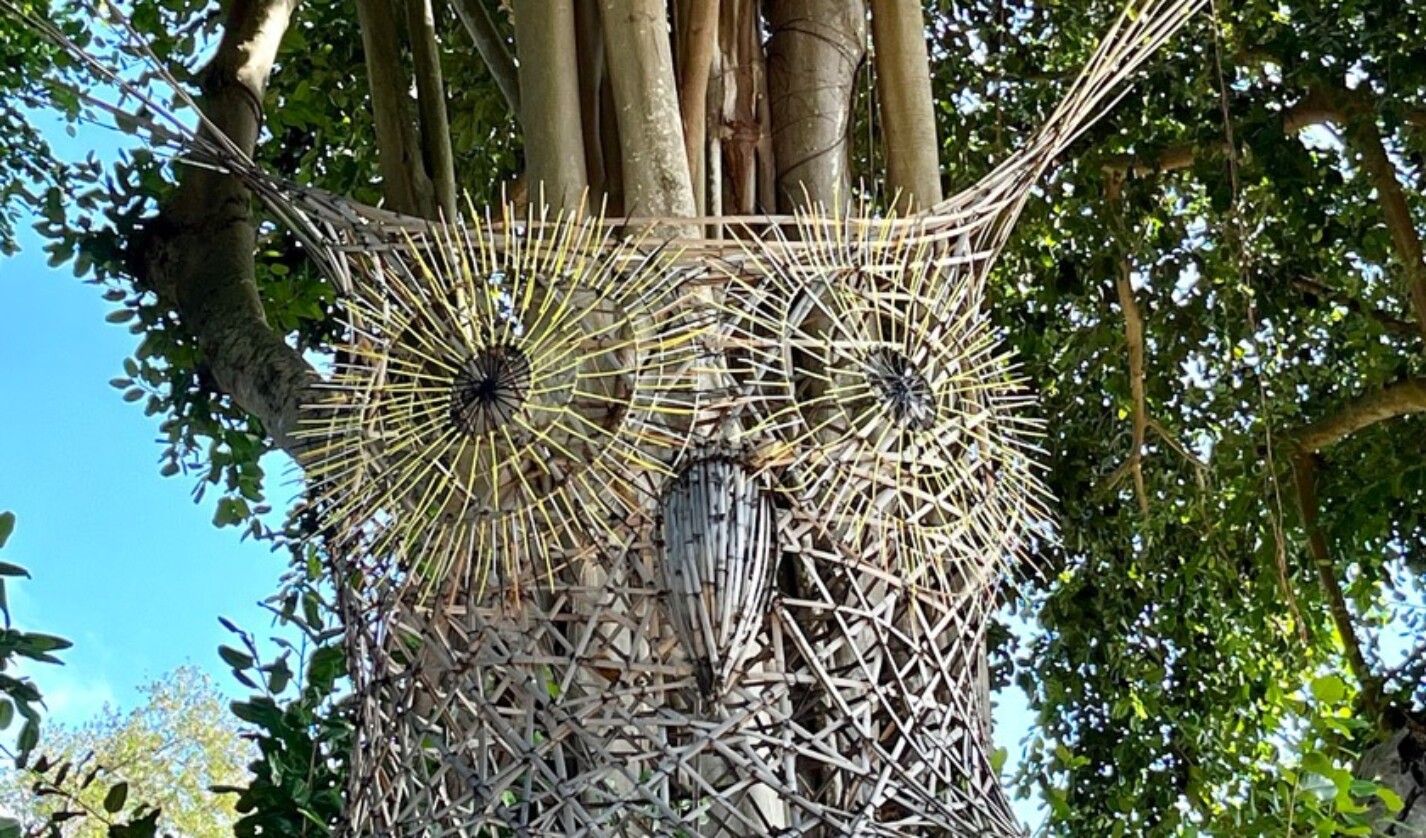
{"left": 450, "top": 344, "right": 533, "bottom": 436}
{"left": 865, "top": 348, "right": 936, "bottom": 432}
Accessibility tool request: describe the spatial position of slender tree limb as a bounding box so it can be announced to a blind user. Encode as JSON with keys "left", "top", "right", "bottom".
{"left": 449, "top": 0, "right": 522, "bottom": 119}
{"left": 1283, "top": 86, "right": 1426, "bottom": 343}
{"left": 766, "top": 0, "right": 866, "bottom": 211}
{"left": 355, "top": 0, "right": 436, "bottom": 217}
{"left": 1108, "top": 176, "right": 1150, "bottom": 517}
{"left": 1293, "top": 451, "right": 1383, "bottom": 716}
{"left": 1293, "top": 377, "right": 1426, "bottom": 453}
{"left": 599, "top": 0, "right": 697, "bottom": 221}
{"left": 513, "top": 0, "right": 588, "bottom": 211}
{"left": 1348, "top": 113, "right": 1426, "bottom": 343}
{"left": 1147, "top": 418, "right": 1207, "bottom": 471}
{"left": 1100, "top": 144, "right": 1200, "bottom": 179}
{"left": 675, "top": 0, "right": 720, "bottom": 215}
{"left": 407, "top": 0, "right": 458, "bottom": 220}
{"left": 1291, "top": 276, "right": 1420, "bottom": 339}
{"left": 137, "top": 0, "right": 316, "bottom": 455}
{"left": 869, "top": 0, "right": 942, "bottom": 212}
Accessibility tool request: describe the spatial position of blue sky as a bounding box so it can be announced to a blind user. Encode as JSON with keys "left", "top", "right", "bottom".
{"left": 0, "top": 118, "right": 295, "bottom": 725}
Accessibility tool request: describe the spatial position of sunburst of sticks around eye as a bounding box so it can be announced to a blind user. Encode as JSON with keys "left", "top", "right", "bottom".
{"left": 720, "top": 210, "right": 1053, "bottom": 590}
{"left": 298, "top": 205, "right": 711, "bottom": 598}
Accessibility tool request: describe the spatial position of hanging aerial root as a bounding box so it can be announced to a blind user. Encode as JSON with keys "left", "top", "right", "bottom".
{"left": 298, "top": 203, "right": 713, "bottom": 597}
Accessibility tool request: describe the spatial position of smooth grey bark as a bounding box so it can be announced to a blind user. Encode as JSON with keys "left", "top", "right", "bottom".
{"left": 766, "top": 0, "right": 866, "bottom": 211}
{"left": 869, "top": 0, "right": 942, "bottom": 211}
{"left": 598, "top": 0, "right": 697, "bottom": 219}
{"left": 513, "top": 0, "right": 589, "bottom": 211}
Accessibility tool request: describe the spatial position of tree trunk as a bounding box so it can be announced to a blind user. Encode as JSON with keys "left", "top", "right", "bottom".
{"left": 355, "top": 0, "right": 437, "bottom": 216}
{"left": 675, "top": 0, "right": 720, "bottom": 215}
{"left": 599, "top": 0, "right": 697, "bottom": 219}
{"left": 406, "top": 0, "right": 459, "bottom": 219}
{"left": 869, "top": 0, "right": 941, "bottom": 211}
{"left": 766, "top": 0, "right": 866, "bottom": 211}
{"left": 513, "top": 0, "right": 589, "bottom": 211}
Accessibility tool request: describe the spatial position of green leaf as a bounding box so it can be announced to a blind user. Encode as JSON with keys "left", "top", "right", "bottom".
{"left": 1301, "top": 751, "right": 1333, "bottom": 776}
{"left": 17, "top": 719, "right": 38, "bottom": 755}
{"left": 1311, "top": 675, "right": 1347, "bottom": 704}
{"left": 103, "top": 781, "right": 129, "bottom": 813}
{"left": 218, "top": 645, "right": 254, "bottom": 670}
{"left": 0, "top": 512, "right": 13, "bottom": 549}
{"left": 1376, "top": 785, "right": 1405, "bottom": 813}
{"left": 0, "top": 562, "right": 29, "bottom": 578}
{"left": 0, "top": 699, "right": 13, "bottom": 730}
{"left": 306, "top": 646, "right": 345, "bottom": 694}
{"left": 989, "top": 745, "right": 1008, "bottom": 773}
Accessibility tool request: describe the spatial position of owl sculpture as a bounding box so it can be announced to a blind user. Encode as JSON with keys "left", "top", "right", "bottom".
{"left": 13, "top": 0, "right": 1203, "bottom": 833}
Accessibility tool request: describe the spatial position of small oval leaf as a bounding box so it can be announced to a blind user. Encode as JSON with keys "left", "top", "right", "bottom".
{"left": 103, "top": 781, "right": 128, "bottom": 813}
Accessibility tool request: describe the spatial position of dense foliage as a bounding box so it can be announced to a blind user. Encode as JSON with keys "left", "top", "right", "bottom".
{"left": 1, "top": 0, "right": 1423, "bottom": 834}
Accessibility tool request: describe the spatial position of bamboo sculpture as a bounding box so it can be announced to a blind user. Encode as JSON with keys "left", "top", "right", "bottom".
{"left": 14, "top": 0, "right": 1205, "bottom": 833}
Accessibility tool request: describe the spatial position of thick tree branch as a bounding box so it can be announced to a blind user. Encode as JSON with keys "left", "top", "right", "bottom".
{"left": 1293, "top": 377, "right": 1426, "bottom": 453}
{"left": 139, "top": 0, "right": 316, "bottom": 455}
{"left": 355, "top": 0, "right": 436, "bottom": 217}
{"left": 513, "top": 0, "right": 588, "bottom": 211}
{"left": 1293, "top": 452, "right": 1383, "bottom": 715}
{"left": 449, "top": 0, "right": 522, "bottom": 119}
{"left": 1349, "top": 114, "right": 1426, "bottom": 343}
{"left": 870, "top": 0, "right": 942, "bottom": 211}
{"left": 407, "top": 0, "right": 458, "bottom": 220}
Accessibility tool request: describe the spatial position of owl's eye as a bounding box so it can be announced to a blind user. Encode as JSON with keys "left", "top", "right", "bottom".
{"left": 864, "top": 347, "right": 937, "bottom": 432}
{"left": 449, "top": 344, "right": 532, "bottom": 437}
